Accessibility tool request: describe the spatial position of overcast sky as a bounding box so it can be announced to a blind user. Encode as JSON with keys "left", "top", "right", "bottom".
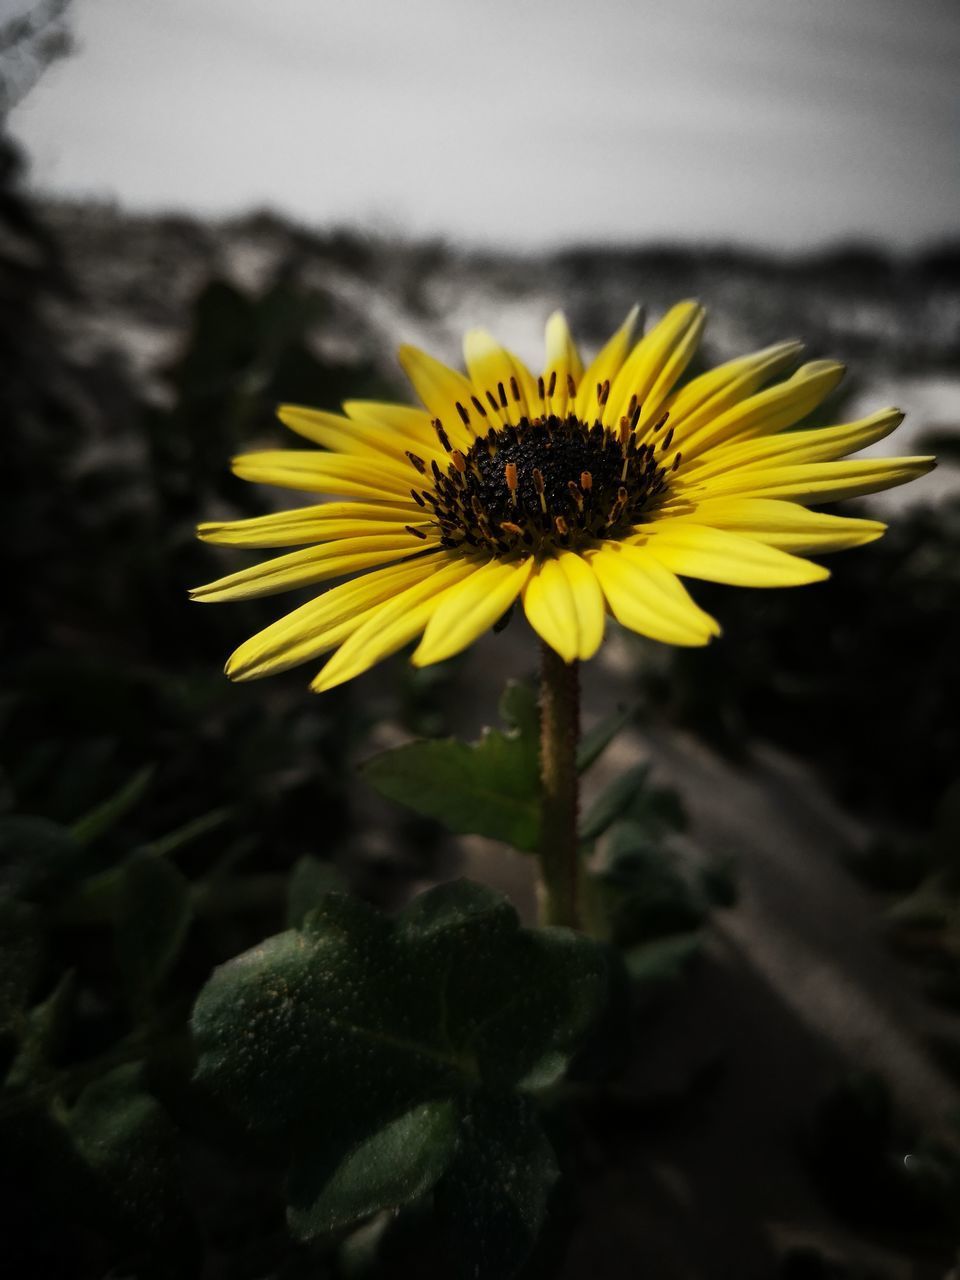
{"left": 7, "top": 0, "right": 960, "bottom": 249}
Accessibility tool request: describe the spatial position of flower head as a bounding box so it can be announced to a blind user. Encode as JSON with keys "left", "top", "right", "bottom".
{"left": 192, "top": 303, "right": 933, "bottom": 691}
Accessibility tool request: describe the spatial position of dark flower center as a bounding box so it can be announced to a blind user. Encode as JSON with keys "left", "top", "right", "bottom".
{"left": 406, "top": 408, "right": 679, "bottom": 556}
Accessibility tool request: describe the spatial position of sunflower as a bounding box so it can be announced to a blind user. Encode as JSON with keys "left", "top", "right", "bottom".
{"left": 192, "top": 303, "right": 933, "bottom": 691}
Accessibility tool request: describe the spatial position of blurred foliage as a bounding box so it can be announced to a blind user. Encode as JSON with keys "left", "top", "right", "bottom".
{"left": 642, "top": 497, "right": 960, "bottom": 827}
{"left": 0, "top": 0, "right": 74, "bottom": 116}
{"left": 809, "top": 1074, "right": 960, "bottom": 1240}
{"left": 851, "top": 778, "right": 960, "bottom": 1023}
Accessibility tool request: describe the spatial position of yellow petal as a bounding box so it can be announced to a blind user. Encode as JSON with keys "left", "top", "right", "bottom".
{"left": 412, "top": 558, "right": 532, "bottom": 666}
{"left": 654, "top": 497, "right": 886, "bottom": 554}
{"left": 605, "top": 301, "right": 705, "bottom": 430}
{"left": 462, "top": 329, "right": 538, "bottom": 423}
{"left": 198, "top": 502, "right": 421, "bottom": 548}
{"left": 225, "top": 558, "right": 443, "bottom": 681}
{"left": 680, "top": 455, "right": 936, "bottom": 504}
{"left": 231, "top": 451, "right": 415, "bottom": 500}
{"left": 684, "top": 408, "right": 905, "bottom": 481}
{"left": 190, "top": 534, "right": 432, "bottom": 602}
{"left": 664, "top": 340, "right": 804, "bottom": 435}
{"left": 342, "top": 400, "right": 438, "bottom": 447}
{"left": 397, "top": 345, "right": 478, "bottom": 444}
{"left": 640, "top": 522, "right": 829, "bottom": 586}
{"left": 312, "top": 555, "right": 478, "bottom": 692}
{"left": 522, "top": 552, "right": 606, "bottom": 662}
{"left": 543, "top": 310, "right": 584, "bottom": 417}
{"left": 586, "top": 543, "right": 718, "bottom": 646}
{"left": 277, "top": 404, "right": 442, "bottom": 465}
{"left": 632, "top": 308, "right": 706, "bottom": 433}
{"left": 675, "top": 360, "right": 846, "bottom": 460}
{"left": 574, "top": 305, "right": 641, "bottom": 422}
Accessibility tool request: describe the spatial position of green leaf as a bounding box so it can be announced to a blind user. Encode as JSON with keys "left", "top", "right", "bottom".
{"left": 70, "top": 765, "right": 155, "bottom": 846}
{"left": 577, "top": 704, "right": 633, "bottom": 774}
{"left": 140, "top": 806, "right": 231, "bottom": 859}
{"left": 0, "top": 897, "right": 42, "bottom": 1034}
{"left": 579, "top": 765, "right": 650, "bottom": 841}
{"left": 194, "top": 881, "right": 608, "bottom": 1144}
{"left": 193, "top": 880, "right": 610, "bottom": 1250}
{"left": 286, "top": 854, "right": 346, "bottom": 928}
{"left": 580, "top": 766, "right": 687, "bottom": 842}
{"left": 622, "top": 934, "right": 702, "bottom": 986}
{"left": 288, "top": 1099, "right": 457, "bottom": 1239}
{"left": 0, "top": 815, "right": 92, "bottom": 901}
{"left": 115, "top": 853, "right": 192, "bottom": 1003}
{"left": 591, "top": 826, "right": 707, "bottom": 948}
{"left": 361, "top": 684, "right": 541, "bottom": 851}
{"left": 67, "top": 1063, "right": 195, "bottom": 1254}
{"left": 436, "top": 1092, "right": 559, "bottom": 1280}
{"left": 5, "top": 970, "right": 77, "bottom": 1087}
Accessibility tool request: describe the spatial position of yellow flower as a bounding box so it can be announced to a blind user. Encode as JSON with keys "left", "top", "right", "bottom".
{"left": 192, "top": 303, "right": 933, "bottom": 692}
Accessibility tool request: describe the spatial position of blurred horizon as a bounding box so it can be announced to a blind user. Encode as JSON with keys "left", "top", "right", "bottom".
{"left": 7, "top": 0, "right": 960, "bottom": 252}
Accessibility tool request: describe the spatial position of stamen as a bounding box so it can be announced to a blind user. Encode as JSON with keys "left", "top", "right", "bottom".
{"left": 405, "top": 525, "right": 428, "bottom": 540}
{"left": 661, "top": 426, "right": 675, "bottom": 452}
{"left": 547, "top": 370, "right": 557, "bottom": 398}
{"left": 406, "top": 451, "right": 426, "bottom": 474}
{"left": 471, "top": 395, "right": 488, "bottom": 418}
{"left": 537, "top": 375, "right": 546, "bottom": 401}
{"left": 566, "top": 373, "right": 577, "bottom": 398}
{"left": 455, "top": 401, "right": 471, "bottom": 426}
{"left": 498, "top": 381, "right": 508, "bottom": 408}
{"left": 598, "top": 379, "right": 610, "bottom": 406}
{"left": 433, "top": 419, "right": 453, "bottom": 451}
{"left": 486, "top": 389, "right": 500, "bottom": 413}
{"left": 510, "top": 375, "right": 521, "bottom": 402}
{"left": 425, "top": 402, "right": 675, "bottom": 556}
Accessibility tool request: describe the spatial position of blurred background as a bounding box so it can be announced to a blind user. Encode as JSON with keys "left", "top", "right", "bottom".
{"left": 2, "top": 1, "right": 960, "bottom": 1277}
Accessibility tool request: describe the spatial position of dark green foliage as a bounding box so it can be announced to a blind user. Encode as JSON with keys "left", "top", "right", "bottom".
{"left": 863, "top": 777, "right": 960, "bottom": 1013}
{"left": 809, "top": 1074, "right": 960, "bottom": 1234}
{"left": 115, "top": 853, "right": 192, "bottom": 1006}
{"left": 193, "top": 881, "right": 613, "bottom": 1277}
{"left": 65, "top": 1064, "right": 196, "bottom": 1258}
{"left": 288, "top": 1100, "right": 458, "bottom": 1239}
{"left": 0, "top": 897, "right": 42, "bottom": 1033}
{"left": 576, "top": 704, "right": 634, "bottom": 774}
{"left": 433, "top": 1093, "right": 559, "bottom": 1279}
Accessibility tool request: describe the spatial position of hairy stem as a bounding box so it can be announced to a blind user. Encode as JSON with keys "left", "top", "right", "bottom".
{"left": 537, "top": 643, "right": 581, "bottom": 929}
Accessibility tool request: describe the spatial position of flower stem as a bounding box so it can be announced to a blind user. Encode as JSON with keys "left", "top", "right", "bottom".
{"left": 537, "top": 642, "right": 581, "bottom": 929}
